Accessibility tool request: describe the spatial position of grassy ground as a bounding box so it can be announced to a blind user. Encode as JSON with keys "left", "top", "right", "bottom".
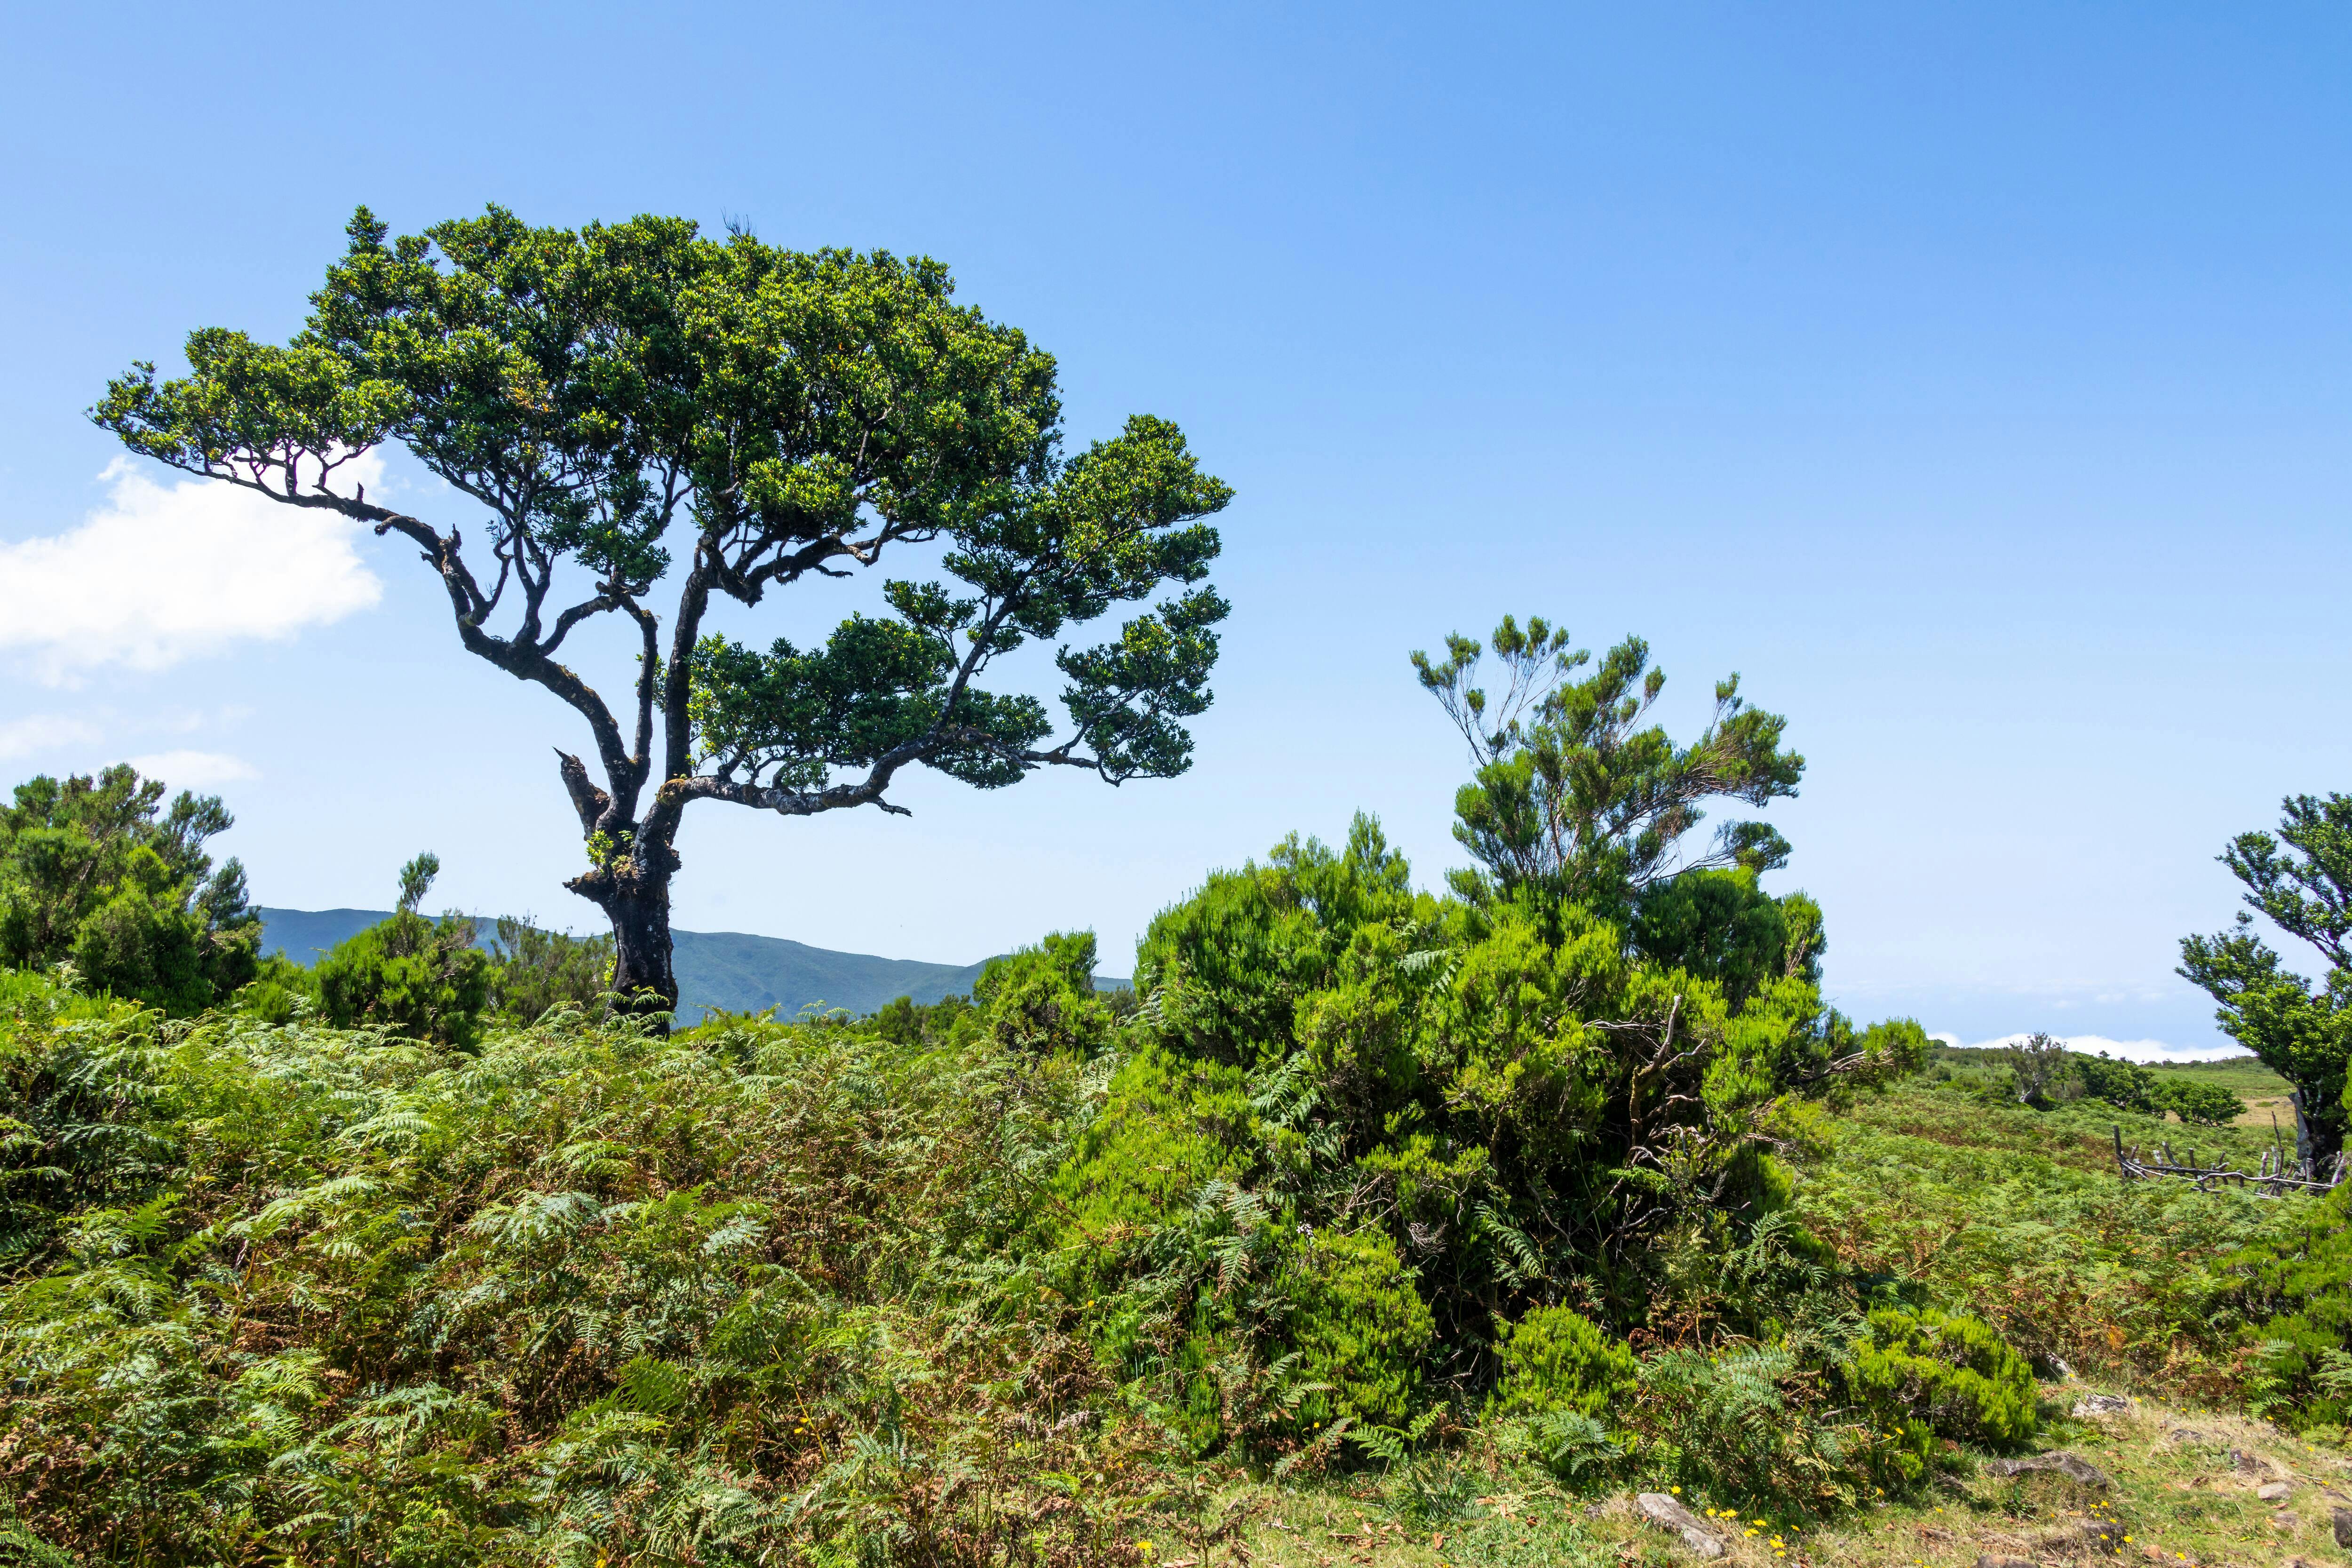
{"left": 1783, "top": 1076, "right": 2304, "bottom": 1396}
{"left": 1160, "top": 1391, "right": 2349, "bottom": 1568}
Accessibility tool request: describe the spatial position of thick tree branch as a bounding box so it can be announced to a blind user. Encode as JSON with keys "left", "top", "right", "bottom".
{"left": 555, "top": 750, "right": 611, "bottom": 835}
{"left": 679, "top": 725, "right": 1102, "bottom": 823}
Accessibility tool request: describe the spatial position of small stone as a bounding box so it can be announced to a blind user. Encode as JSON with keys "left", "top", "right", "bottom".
{"left": 2167, "top": 1427, "right": 2210, "bottom": 1446}
{"left": 2333, "top": 1505, "right": 2352, "bottom": 1549}
{"left": 2258, "top": 1481, "right": 2294, "bottom": 1502}
{"left": 2072, "top": 1393, "right": 2133, "bottom": 1419}
{"left": 1983, "top": 1451, "right": 2115, "bottom": 1489}
{"left": 1636, "top": 1492, "right": 1727, "bottom": 1560}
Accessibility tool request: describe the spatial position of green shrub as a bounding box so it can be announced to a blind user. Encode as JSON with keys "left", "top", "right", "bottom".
{"left": 1629, "top": 870, "right": 1822, "bottom": 1009}
{"left": 0, "top": 766, "right": 257, "bottom": 1015}
{"left": 1636, "top": 1345, "right": 1874, "bottom": 1507}
{"left": 1128, "top": 815, "right": 1925, "bottom": 1358}
{"left": 974, "top": 930, "right": 1112, "bottom": 1054}
{"left": 2161, "top": 1078, "right": 2248, "bottom": 1127}
{"left": 1845, "top": 1305, "right": 2038, "bottom": 1446}
{"left": 486, "top": 915, "right": 612, "bottom": 1024}
{"left": 1281, "top": 1226, "right": 1433, "bottom": 1431}
{"left": 314, "top": 911, "right": 493, "bottom": 1049}
{"left": 2076, "top": 1052, "right": 2161, "bottom": 1114}
{"left": 2230, "top": 1182, "right": 2352, "bottom": 1429}
{"left": 866, "top": 990, "right": 975, "bottom": 1047}
{"left": 1486, "top": 1305, "right": 1637, "bottom": 1421}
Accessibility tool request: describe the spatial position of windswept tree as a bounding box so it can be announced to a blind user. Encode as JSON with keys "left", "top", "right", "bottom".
{"left": 1412, "top": 614, "right": 1803, "bottom": 910}
{"left": 2180, "top": 793, "right": 2352, "bottom": 1167}
{"left": 2002, "top": 1031, "right": 2079, "bottom": 1108}
{"left": 95, "top": 207, "right": 1233, "bottom": 1013}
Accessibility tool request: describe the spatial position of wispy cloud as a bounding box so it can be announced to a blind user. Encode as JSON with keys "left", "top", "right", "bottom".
{"left": 0, "top": 715, "right": 103, "bottom": 760}
{"left": 127, "top": 750, "right": 259, "bottom": 788}
{"left": 0, "top": 459, "right": 384, "bottom": 681}
{"left": 1931, "top": 1030, "right": 2249, "bottom": 1064}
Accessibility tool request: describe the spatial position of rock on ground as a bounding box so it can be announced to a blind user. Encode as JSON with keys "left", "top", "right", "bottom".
{"left": 2071, "top": 1393, "right": 2132, "bottom": 1419}
{"left": 1982, "top": 1452, "right": 2114, "bottom": 1488}
{"left": 1635, "top": 1493, "right": 1728, "bottom": 1560}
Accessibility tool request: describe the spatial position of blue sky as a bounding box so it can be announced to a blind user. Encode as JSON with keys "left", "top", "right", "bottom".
{"left": 3, "top": 2, "right": 2347, "bottom": 1057}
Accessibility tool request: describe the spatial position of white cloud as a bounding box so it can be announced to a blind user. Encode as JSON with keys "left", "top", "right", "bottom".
{"left": 1946, "top": 1030, "right": 2251, "bottom": 1064}
{"left": 0, "top": 715, "right": 103, "bottom": 759}
{"left": 127, "top": 749, "right": 259, "bottom": 788}
{"left": 0, "top": 458, "right": 384, "bottom": 680}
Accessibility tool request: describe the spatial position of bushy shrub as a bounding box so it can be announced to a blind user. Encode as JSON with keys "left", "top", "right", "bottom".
{"left": 314, "top": 911, "right": 494, "bottom": 1049}
{"left": 1486, "top": 1305, "right": 1637, "bottom": 1421}
{"left": 311, "top": 856, "right": 494, "bottom": 1049}
{"left": 1629, "top": 869, "right": 1822, "bottom": 1008}
{"left": 2160, "top": 1077, "right": 2248, "bottom": 1127}
{"left": 1128, "top": 817, "right": 1924, "bottom": 1328}
{"left": 1845, "top": 1304, "right": 2038, "bottom": 1447}
{"left": 974, "top": 930, "right": 1113, "bottom": 1054}
{"left": 2002, "top": 1033, "right": 2080, "bottom": 1107}
{"left": 487, "top": 914, "right": 612, "bottom": 1024}
{"left": 0, "top": 766, "right": 256, "bottom": 1014}
{"left": 2229, "top": 1182, "right": 2352, "bottom": 1429}
{"left": 1637, "top": 1345, "right": 1873, "bottom": 1506}
{"left": 867, "top": 990, "right": 976, "bottom": 1047}
{"left": 1280, "top": 1226, "right": 1433, "bottom": 1431}
{"left": 2076, "top": 1052, "right": 2161, "bottom": 1114}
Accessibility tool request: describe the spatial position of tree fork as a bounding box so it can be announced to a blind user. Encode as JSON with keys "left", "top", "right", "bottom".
{"left": 567, "top": 849, "right": 680, "bottom": 1022}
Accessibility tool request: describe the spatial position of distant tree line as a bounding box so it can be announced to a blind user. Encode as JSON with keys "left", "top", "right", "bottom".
{"left": 1979, "top": 1031, "right": 2247, "bottom": 1125}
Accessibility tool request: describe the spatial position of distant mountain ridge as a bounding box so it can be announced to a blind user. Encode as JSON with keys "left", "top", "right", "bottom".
{"left": 256, "top": 908, "right": 1121, "bottom": 1026}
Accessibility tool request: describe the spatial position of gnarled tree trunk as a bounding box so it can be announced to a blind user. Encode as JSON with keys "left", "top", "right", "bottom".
{"left": 567, "top": 840, "right": 679, "bottom": 1023}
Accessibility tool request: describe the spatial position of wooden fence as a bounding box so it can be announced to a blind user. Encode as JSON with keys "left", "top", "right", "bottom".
{"left": 2113, "top": 1124, "right": 2346, "bottom": 1195}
